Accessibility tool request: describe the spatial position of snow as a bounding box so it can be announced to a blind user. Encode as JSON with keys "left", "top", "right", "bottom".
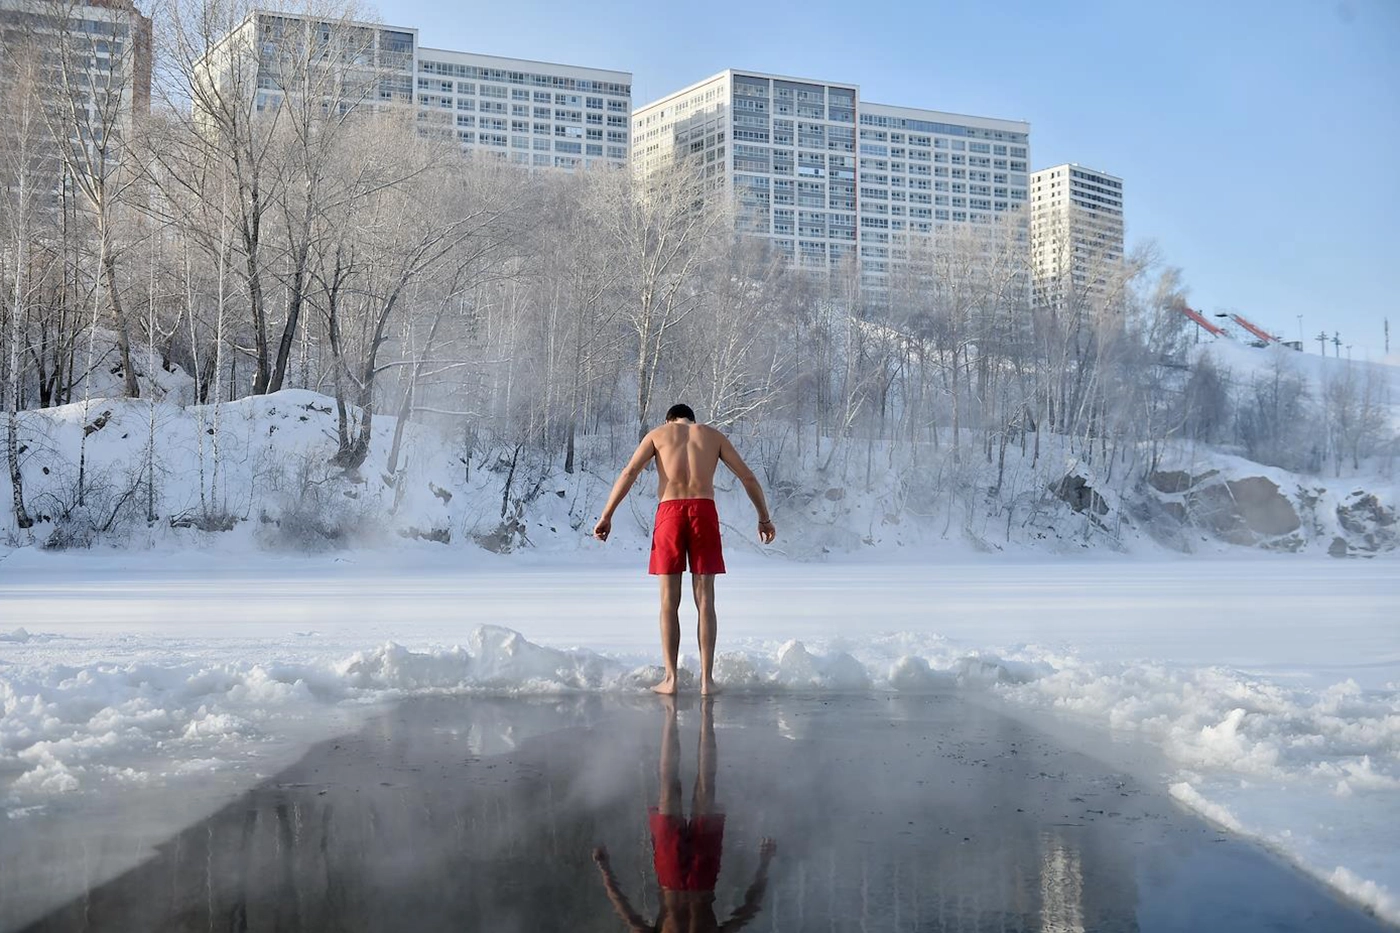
{"left": 1200, "top": 338, "right": 1400, "bottom": 432}
{"left": 1, "top": 550, "right": 1397, "bottom": 921}
{"left": 1, "top": 346, "right": 1397, "bottom": 919}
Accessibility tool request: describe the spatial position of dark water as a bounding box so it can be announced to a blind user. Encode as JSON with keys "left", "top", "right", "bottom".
{"left": 10, "top": 693, "right": 1392, "bottom": 932}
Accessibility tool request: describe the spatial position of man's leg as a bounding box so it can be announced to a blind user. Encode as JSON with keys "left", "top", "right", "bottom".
{"left": 654, "top": 573, "right": 683, "bottom": 695}
{"left": 692, "top": 574, "right": 718, "bottom": 695}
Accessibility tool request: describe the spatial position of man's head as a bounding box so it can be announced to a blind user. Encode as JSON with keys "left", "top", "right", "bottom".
{"left": 665, "top": 403, "right": 696, "bottom": 423}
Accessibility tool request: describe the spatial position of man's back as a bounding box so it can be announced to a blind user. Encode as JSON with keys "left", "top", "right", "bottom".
{"left": 651, "top": 422, "right": 725, "bottom": 501}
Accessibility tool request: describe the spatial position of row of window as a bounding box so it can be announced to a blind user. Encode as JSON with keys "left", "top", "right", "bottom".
{"left": 413, "top": 77, "right": 628, "bottom": 112}
{"left": 858, "top": 113, "right": 1027, "bottom": 145}
{"left": 418, "top": 59, "right": 629, "bottom": 97}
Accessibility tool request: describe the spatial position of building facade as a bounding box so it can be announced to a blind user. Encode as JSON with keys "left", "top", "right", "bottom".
{"left": 1030, "top": 163, "right": 1124, "bottom": 311}
{"left": 631, "top": 69, "right": 1030, "bottom": 279}
{"left": 0, "top": 0, "right": 152, "bottom": 174}
{"left": 199, "top": 11, "right": 631, "bottom": 171}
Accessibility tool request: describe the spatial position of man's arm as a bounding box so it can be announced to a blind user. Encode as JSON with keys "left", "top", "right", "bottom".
{"left": 591, "top": 847, "right": 651, "bottom": 932}
{"left": 719, "top": 838, "right": 777, "bottom": 932}
{"left": 717, "top": 434, "right": 776, "bottom": 544}
{"left": 594, "top": 434, "right": 657, "bottom": 541}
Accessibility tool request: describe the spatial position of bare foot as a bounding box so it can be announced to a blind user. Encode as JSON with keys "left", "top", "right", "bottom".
{"left": 699, "top": 680, "right": 720, "bottom": 696}
{"left": 651, "top": 676, "right": 678, "bottom": 695}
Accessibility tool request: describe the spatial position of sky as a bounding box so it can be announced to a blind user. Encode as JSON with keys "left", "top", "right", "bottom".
{"left": 375, "top": 0, "right": 1399, "bottom": 360}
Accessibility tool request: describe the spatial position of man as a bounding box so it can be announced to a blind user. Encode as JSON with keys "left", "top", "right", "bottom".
{"left": 593, "top": 404, "right": 775, "bottom": 696}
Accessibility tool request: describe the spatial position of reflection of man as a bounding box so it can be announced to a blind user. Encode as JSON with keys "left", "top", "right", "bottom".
{"left": 593, "top": 404, "right": 775, "bottom": 696}
{"left": 592, "top": 698, "right": 776, "bottom": 932}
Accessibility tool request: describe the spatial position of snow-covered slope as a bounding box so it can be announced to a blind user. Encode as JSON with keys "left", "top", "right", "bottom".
{"left": 3, "top": 381, "right": 1396, "bottom": 560}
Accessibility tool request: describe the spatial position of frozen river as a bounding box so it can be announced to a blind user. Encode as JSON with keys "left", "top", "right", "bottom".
{"left": 1, "top": 549, "right": 1398, "bottom": 923}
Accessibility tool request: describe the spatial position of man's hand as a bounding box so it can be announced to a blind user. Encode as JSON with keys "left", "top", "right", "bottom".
{"left": 759, "top": 837, "right": 777, "bottom": 861}
{"left": 757, "top": 519, "right": 776, "bottom": 544}
{"left": 593, "top": 517, "right": 612, "bottom": 541}
{"left": 592, "top": 846, "right": 610, "bottom": 865}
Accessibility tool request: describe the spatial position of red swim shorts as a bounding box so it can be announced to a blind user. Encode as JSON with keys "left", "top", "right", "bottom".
{"left": 649, "top": 499, "right": 726, "bottom": 575}
{"left": 648, "top": 809, "right": 726, "bottom": 891}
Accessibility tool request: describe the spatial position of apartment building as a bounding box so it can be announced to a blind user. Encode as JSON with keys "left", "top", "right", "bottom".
{"left": 1030, "top": 163, "right": 1124, "bottom": 311}
{"left": 198, "top": 11, "right": 631, "bottom": 171}
{"left": 632, "top": 69, "right": 1030, "bottom": 278}
{"left": 0, "top": 0, "right": 153, "bottom": 167}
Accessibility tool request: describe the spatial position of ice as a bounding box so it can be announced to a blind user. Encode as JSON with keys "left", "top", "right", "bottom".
{"left": 1, "top": 553, "right": 1397, "bottom": 922}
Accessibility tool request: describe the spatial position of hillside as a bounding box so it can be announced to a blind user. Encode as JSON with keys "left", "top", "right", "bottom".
{"left": 2, "top": 338, "right": 1396, "bottom": 558}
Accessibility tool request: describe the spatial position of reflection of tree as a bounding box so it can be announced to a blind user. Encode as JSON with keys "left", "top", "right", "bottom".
{"left": 592, "top": 698, "right": 775, "bottom": 933}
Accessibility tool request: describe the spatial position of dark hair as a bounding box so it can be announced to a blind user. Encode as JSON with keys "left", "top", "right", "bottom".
{"left": 665, "top": 403, "right": 696, "bottom": 422}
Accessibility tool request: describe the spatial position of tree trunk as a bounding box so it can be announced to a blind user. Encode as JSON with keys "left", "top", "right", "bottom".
{"left": 103, "top": 250, "right": 140, "bottom": 398}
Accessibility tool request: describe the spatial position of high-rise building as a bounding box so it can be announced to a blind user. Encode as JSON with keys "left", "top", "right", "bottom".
{"left": 0, "top": 0, "right": 153, "bottom": 175}
{"left": 631, "top": 69, "right": 1030, "bottom": 278}
{"left": 197, "top": 11, "right": 632, "bottom": 171}
{"left": 1029, "top": 163, "right": 1124, "bottom": 311}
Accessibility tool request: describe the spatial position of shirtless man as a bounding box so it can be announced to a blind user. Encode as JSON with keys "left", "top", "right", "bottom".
{"left": 593, "top": 404, "right": 775, "bottom": 696}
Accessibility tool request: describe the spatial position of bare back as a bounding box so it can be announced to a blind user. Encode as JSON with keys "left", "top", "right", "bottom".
{"left": 650, "top": 422, "right": 727, "bottom": 501}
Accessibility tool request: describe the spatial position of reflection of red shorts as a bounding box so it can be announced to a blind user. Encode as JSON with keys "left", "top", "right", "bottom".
{"left": 649, "top": 499, "right": 726, "bottom": 575}
{"left": 648, "top": 809, "right": 726, "bottom": 891}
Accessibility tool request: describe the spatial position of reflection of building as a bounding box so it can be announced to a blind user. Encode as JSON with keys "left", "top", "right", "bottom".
{"left": 632, "top": 69, "right": 1030, "bottom": 278}
{"left": 1030, "top": 163, "right": 1124, "bottom": 311}
{"left": 197, "top": 11, "right": 631, "bottom": 171}
{"left": 1040, "top": 831, "right": 1086, "bottom": 932}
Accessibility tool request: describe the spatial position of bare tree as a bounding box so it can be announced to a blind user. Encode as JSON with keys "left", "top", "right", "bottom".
{"left": 0, "top": 35, "right": 51, "bottom": 530}
{"left": 36, "top": 0, "right": 149, "bottom": 399}
{"left": 593, "top": 155, "right": 724, "bottom": 435}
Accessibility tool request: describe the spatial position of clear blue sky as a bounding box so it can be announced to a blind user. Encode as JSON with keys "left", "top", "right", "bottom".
{"left": 379, "top": 0, "right": 1399, "bottom": 359}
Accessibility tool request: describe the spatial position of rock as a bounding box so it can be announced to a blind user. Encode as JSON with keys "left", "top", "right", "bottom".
{"left": 1329, "top": 536, "right": 1350, "bottom": 558}
{"left": 1223, "top": 477, "right": 1300, "bottom": 537}
{"left": 1182, "top": 476, "right": 1299, "bottom": 545}
{"left": 824, "top": 487, "right": 845, "bottom": 501}
{"left": 1050, "top": 474, "right": 1108, "bottom": 515}
{"left": 1334, "top": 492, "right": 1398, "bottom": 554}
{"left": 1147, "top": 469, "right": 1219, "bottom": 494}
{"left": 400, "top": 526, "right": 451, "bottom": 544}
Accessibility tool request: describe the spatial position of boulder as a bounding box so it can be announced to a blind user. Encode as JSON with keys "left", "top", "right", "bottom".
{"left": 1147, "top": 469, "right": 1219, "bottom": 494}
{"left": 1334, "top": 492, "right": 1399, "bottom": 556}
{"left": 1050, "top": 474, "right": 1108, "bottom": 515}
